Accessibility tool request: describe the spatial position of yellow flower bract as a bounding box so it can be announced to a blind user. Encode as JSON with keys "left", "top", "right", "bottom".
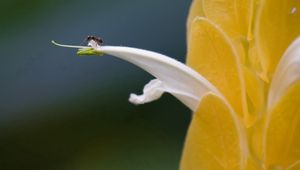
{"left": 181, "top": 0, "right": 300, "bottom": 169}
{"left": 187, "top": 17, "right": 247, "bottom": 122}
{"left": 180, "top": 93, "right": 246, "bottom": 170}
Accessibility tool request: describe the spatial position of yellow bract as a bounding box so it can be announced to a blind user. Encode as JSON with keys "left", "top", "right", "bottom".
{"left": 182, "top": 0, "right": 300, "bottom": 169}
{"left": 243, "top": 66, "right": 265, "bottom": 126}
{"left": 287, "top": 161, "right": 300, "bottom": 170}
{"left": 263, "top": 81, "right": 300, "bottom": 168}
{"left": 187, "top": 0, "right": 205, "bottom": 38}
{"left": 255, "top": 0, "right": 300, "bottom": 81}
{"left": 187, "top": 17, "right": 247, "bottom": 120}
{"left": 202, "top": 0, "right": 252, "bottom": 39}
{"left": 180, "top": 93, "right": 247, "bottom": 170}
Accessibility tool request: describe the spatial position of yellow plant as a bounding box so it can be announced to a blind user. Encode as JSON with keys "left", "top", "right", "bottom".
{"left": 53, "top": 0, "right": 300, "bottom": 169}
{"left": 182, "top": 0, "right": 300, "bottom": 169}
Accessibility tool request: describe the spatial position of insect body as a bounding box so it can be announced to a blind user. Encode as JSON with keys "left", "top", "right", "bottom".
{"left": 86, "top": 36, "right": 103, "bottom": 46}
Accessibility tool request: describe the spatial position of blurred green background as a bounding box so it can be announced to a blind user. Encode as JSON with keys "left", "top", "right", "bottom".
{"left": 0, "top": 0, "right": 192, "bottom": 169}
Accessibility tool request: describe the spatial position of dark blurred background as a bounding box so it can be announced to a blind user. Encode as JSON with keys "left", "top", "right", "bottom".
{"left": 0, "top": 0, "right": 192, "bottom": 169}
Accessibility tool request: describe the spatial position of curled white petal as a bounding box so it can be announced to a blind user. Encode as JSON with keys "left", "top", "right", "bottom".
{"left": 129, "top": 79, "right": 164, "bottom": 104}
{"left": 268, "top": 37, "right": 300, "bottom": 110}
{"left": 94, "top": 45, "right": 222, "bottom": 111}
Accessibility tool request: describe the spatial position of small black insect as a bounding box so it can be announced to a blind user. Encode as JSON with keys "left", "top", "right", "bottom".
{"left": 86, "top": 36, "right": 103, "bottom": 46}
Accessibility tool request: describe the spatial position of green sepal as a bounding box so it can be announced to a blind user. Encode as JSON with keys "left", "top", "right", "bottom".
{"left": 77, "top": 48, "right": 104, "bottom": 56}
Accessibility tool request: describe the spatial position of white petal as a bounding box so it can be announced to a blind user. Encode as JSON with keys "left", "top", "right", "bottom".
{"left": 268, "top": 37, "right": 300, "bottom": 110}
{"left": 129, "top": 79, "right": 164, "bottom": 104}
{"left": 96, "top": 45, "right": 222, "bottom": 111}
{"left": 52, "top": 40, "right": 224, "bottom": 111}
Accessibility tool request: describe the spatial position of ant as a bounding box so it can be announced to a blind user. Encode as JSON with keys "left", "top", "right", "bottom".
{"left": 86, "top": 36, "right": 103, "bottom": 46}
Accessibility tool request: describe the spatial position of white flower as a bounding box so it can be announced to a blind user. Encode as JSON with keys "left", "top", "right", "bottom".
{"left": 52, "top": 40, "right": 222, "bottom": 111}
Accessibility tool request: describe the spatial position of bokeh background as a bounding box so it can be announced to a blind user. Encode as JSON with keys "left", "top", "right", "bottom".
{"left": 0, "top": 0, "right": 192, "bottom": 169}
